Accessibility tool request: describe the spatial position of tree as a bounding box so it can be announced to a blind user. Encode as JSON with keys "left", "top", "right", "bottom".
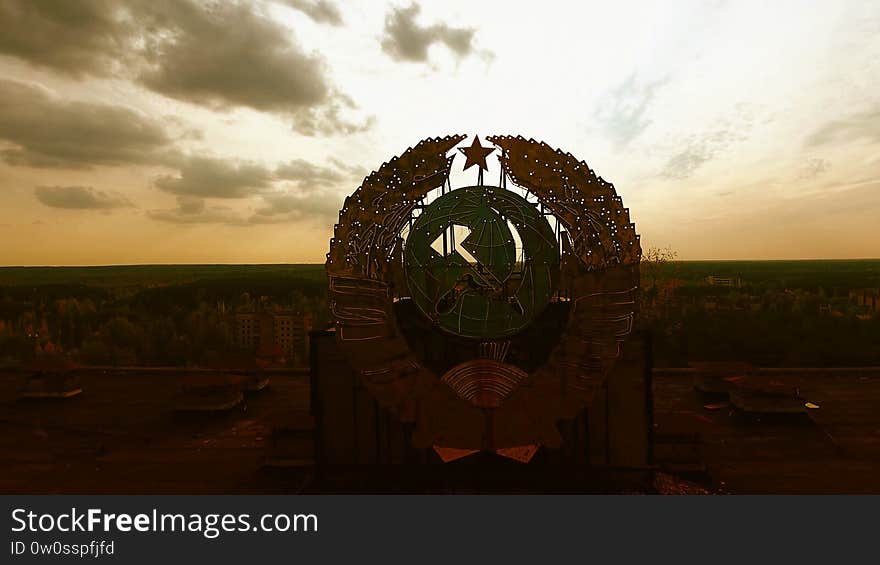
{"left": 640, "top": 246, "right": 679, "bottom": 322}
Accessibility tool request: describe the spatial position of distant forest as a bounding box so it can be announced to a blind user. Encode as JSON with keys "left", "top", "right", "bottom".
{"left": 0, "top": 265, "right": 326, "bottom": 367}
{"left": 644, "top": 259, "right": 880, "bottom": 367}
{"left": 0, "top": 260, "right": 878, "bottom": 368}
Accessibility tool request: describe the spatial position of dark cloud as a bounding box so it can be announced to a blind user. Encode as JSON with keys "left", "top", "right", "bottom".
{"left": 154, "top": 156, "right": 273, "bottom": 199}
{"left": 137, "top": 3, "right": 326, "bottom": 112}
{"left": 34, "top": 185, "right": 133, "bottom": 209}
{"left": 0, "top": 0, "right": 370, "bottom": 135}
{"left": 251, "top": 189, "right": 342, "bottom": 222}
{"left": 0, "top": 0, "right": 131, "bottom": 77}
{"left": 287, "top": 93, "right": 374, "bottom": 136}
{"left": 149, "top": 153, "right": 356, "bottom": 223}
{"left": 275, "top": 157, "right": 365, "bottom": 189}
{"left": 147, "top": 157, "right": 365, "bottom": 226}
{"left": 147, "top": 196, "right": 246, "bottom": 225}
{"left": 381, "top": 2, "right": 477, "bottom": 63}
{"left": 175, "top": 195, "right": 205, "bottom": 215}
{"left": 326, "top": 157, "right": 368, "bottom": 177}
{"left": 805, "top": 107, "right": 880, "bottom": 147}
{"left": 146, "top": 190, "right": 340, "bottom": 226}
{"left": 595, "top": 73, "right": 669, "bottom": 149}
{"left": 138, "top": 1, "right": 373, "bottom": 134}
{"left": 276, "top": 160, "right": 344, "bottom": 187}
{"left": 151, "top": 152, "right": 364, "bottom": 210}
{"left": 0, "top": 79, "right": 174, "bottom": 168}
{"left": 280, "top": 0, "right": 342, "bottom": 26}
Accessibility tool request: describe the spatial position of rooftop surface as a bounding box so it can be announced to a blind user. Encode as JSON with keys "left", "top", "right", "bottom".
{"left": 1, "top": 368, "right": 878, "bottom": 494}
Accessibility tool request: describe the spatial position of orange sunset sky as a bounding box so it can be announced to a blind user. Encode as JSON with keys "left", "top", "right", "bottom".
{"left": 0, "top": 0, "right": 878, "bottom": 265}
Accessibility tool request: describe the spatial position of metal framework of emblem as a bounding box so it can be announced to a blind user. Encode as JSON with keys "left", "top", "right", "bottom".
{"left": 326, "top": 135, "right": 640, "bottom": 451}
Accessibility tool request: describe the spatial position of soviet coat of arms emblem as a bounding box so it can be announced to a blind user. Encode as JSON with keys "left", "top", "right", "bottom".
{"left": 326, "top": 134, "right": 640, "bottom": 455}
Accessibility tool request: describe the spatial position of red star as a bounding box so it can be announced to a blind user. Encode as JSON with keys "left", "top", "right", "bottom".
{"left": 458, "top": 135, "right": 495, "bottom": 172}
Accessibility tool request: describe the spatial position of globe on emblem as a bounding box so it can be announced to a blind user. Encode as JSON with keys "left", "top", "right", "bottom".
{"left": 404, "top": 185, "right": 559, "bottom": 339}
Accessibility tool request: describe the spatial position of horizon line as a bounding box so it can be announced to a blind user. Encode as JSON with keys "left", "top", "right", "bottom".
{"left": 2, "top": 257, "right": 880, "bottom": 268}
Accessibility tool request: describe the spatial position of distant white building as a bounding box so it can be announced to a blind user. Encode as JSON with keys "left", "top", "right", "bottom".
{"left": 233, "top": 306, "right": 312, "bottom": 364}
{"left": 849, "top": 288, "right": 880, "bottom": 313}
{"left": 706, "top": 275, "right": 742, "bottom": 288}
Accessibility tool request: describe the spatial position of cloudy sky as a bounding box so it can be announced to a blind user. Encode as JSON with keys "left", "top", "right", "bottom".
{"left": 0, "top": 0, "right": 878, "bottom": 265}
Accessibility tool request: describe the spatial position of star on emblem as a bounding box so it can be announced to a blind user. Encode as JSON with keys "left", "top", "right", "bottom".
{"left": 458, "top": 135, "right": 495, "bottom": 172}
